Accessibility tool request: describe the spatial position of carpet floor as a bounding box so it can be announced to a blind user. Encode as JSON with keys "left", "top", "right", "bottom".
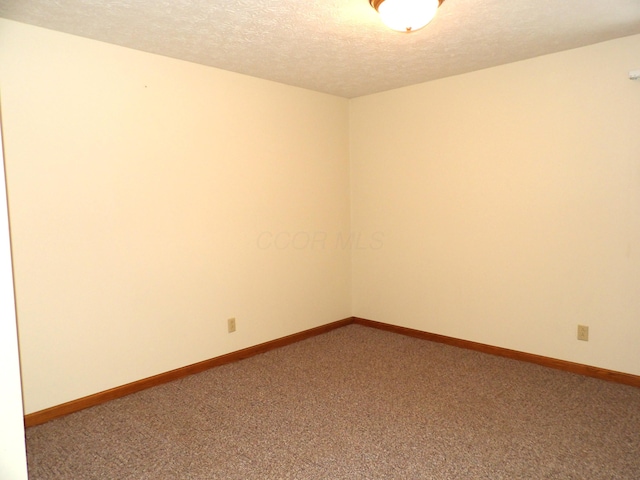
{"left": 25, "top": 324, "right": 640, "bottom": 479}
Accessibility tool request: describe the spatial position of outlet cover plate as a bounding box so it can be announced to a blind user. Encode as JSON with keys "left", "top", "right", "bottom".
{"left": 577, "top": 324, "right": 589, "bottom": 341}
{"left": 228, "top": 317, "right": 236, "bottom": 333}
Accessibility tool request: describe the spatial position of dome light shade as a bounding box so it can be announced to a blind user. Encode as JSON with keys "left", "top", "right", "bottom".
{"left": 370, "top": 0, "right": 444, "bottom": 33}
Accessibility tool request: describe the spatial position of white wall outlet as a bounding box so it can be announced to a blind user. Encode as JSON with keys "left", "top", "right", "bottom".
{"left": 577, "top": 324, "right": 589, "bottom": 341}
{"left": 227, "top": 317, "right": 236, "bottom": 333}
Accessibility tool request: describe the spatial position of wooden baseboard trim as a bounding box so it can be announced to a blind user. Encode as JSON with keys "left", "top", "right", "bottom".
{"left": 352, "top": 317, "right": 640, "bottom": 388}
{"left": 24, "top": 317, "right": 354, "bottom": 427}
{"left": 26, "top": 316, "right": 639, "bottom": 427}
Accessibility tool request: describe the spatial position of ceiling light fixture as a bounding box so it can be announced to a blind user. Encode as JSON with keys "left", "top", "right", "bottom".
{"left": 370, "top": 0, "right": 445, "bottom": 33}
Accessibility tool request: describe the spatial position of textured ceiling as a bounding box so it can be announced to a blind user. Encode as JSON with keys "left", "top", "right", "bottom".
{"left": 1, "top": 0, "right": 640, "bottom": 98}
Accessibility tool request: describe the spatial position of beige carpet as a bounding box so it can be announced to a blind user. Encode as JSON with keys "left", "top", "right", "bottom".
{"left": 26, "top": 324, "right": 640, "bottom": 479}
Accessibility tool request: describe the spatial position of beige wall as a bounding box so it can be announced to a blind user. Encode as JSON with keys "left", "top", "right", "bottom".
{"left": 351, "top": 34, "right": 640, "bottom": 376}
{"left": 0, "top": 19, "right": 351, "bottom": 414}
{"left": 2, "top": 17, "right": 640, "bottom": 416}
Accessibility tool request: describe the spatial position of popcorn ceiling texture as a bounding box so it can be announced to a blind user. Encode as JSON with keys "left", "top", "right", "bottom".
{"left": 1, "top": 0, "right": 639, "bottom": 98}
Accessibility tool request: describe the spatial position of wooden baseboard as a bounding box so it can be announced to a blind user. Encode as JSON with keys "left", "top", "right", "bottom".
{"left": 26, "top": 316, "right": 639, "bottom": 427}
{"left": 352, "top": 317, "right": 640, "bottom": 388}
{"left": 24, "top": 317, "right": 354, "bottom": 427}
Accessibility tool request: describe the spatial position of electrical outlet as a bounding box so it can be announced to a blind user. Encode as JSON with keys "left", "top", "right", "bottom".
{"left": 577, "top": 324, "right": 589, "bottom": 341}
{"left": 227, "top": 317, "right": 236, "bottom": 333}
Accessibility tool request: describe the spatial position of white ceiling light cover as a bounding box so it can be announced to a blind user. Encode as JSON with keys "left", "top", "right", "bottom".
{"left": 376, "top": 0, "right": 440, "bottom": 32}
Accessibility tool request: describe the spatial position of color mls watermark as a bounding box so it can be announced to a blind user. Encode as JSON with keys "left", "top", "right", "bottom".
{"left": 257, "top": 231, "right": 384, "bottom": 250}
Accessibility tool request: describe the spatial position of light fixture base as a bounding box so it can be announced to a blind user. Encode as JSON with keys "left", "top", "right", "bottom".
{"left": 369, "top": 0, "right": 445, "bottom": 10}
